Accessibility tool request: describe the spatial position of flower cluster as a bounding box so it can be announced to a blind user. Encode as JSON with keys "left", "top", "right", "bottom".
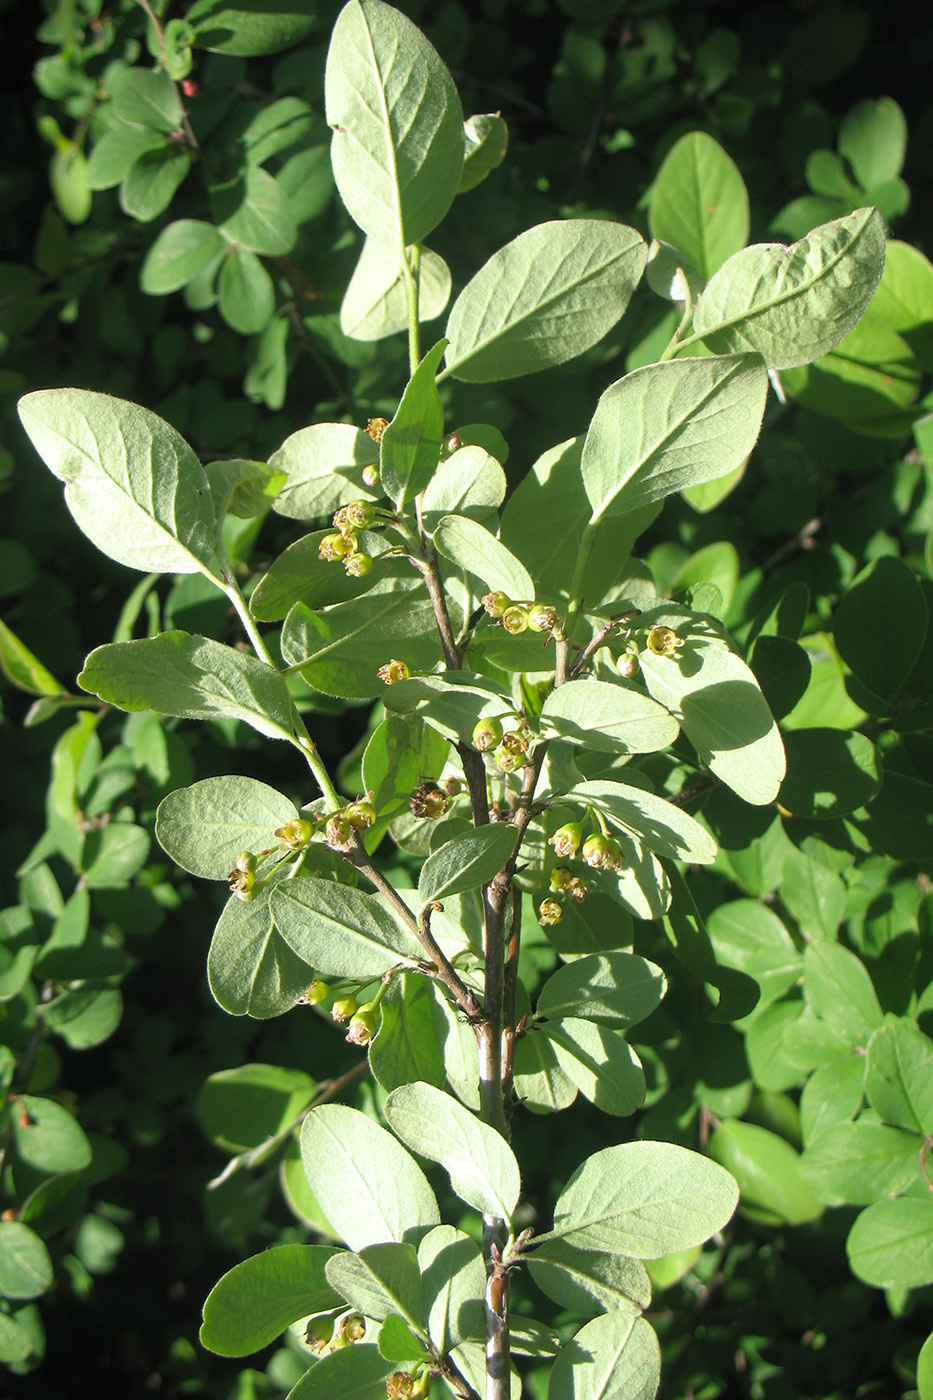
{"left": 481, "top": 591, "right": 558, "bottom": 636}
{"left": 538, "top": 821, "right": 625, "bottom": 925}
{"left": 319, "top": 498, "right": 381, "bottom": 577}
{"left": 323, "top": 797, "right": 376, "bottom": 851}
{"left": 410, "top": 781, "right": 450, "bottom": 820}
{"left": 472, "top": 715, "right": 534, "bottom": 774}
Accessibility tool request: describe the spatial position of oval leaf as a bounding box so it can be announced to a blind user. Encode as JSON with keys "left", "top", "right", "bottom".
{"left": 200, "top": 1244, "right": 341, "bottom": 1356}
{"left": 156, "top": 776, "right": 298, "bottom": 879}
{"left": 418, "top": 825, "right": 518, "bottom": 906}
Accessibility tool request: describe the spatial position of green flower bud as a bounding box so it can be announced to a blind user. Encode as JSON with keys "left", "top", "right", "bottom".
{"left": 538, "top": 897, "right": 563, "bottom": 926}
{"left": 444, "top": 777, "right": 462, "bottom": 796}
{"left": 549, "top": 865, "right": 574, "bottom": 892}
{"left": 234, "top": 851, "right": 256, "bottom": 873}
{"left": 362, "top": 464, "right": 379, "bottom": 487}
{"left": 549, "top": 821, "right": 582, "bottom": 859}
{"left": 482, "top": 591, "right": 510, "bottom": 618}
{"left": 472, "top": 716, "right": 504, "bottom": 751}
{"left": 618, "top": 651, "right": 640, "bottom": 679}
{"left": 377, "top": 658, "right": 410, "bottom": 685}
{"left": 527, "top": 602, "right": 557, "bottom": 633}
{"left": 501, "top": 605, "right": 529, "bottom": 635}
{"left": 331, "top": 995, "right": 358, "bottom": 1023}
{"left": 581, "top": 833, "right": 611, "bottom": 868}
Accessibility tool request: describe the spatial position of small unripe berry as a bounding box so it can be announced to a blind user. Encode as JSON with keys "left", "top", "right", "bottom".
{"left": 304, "top": 980, "right": 328, "bottom": 1006}
{"left": 387, "top": 1373, "right": 415, "bottom": 1400}
{"left": 362, "top": 464, "right": 379, "bottom": 487}
{"left": 410, "top": 783, "right": 449, "bottom": 819}
{"left": 345, "top": 551, "right": 373, "bottom": 577}
{"left": 344, "top": 499, "right": 376, "bottom": 529}
{"left": 339, "top": 1312, "right": 366, "bottom": 1344}
{"left": 618, "top": 651, "right": 640, "bottom": 679}
{"left": 493, "top": 744, "right": 523, "bottom": 773}
{"left": 482, "top": 591, "right": 510, "bottom": 618}
{"left": 275, "top": 818, "right": 314, "bottom": 851}
{"left": 527, "top": 603, "right": 557, "bottom": 634}
{"left": 472, "top": 716, "right": 504, "bottom": 751}
{"left": 500, "top": 729, "right": 528, "bottom": 755}
{"left": 234, "top": 850, "right": 256, "bottom": 873}
{"left": 646, "top": 625, "right": 681, "bottom": 656}
{"left": 377, "top": 658, "right": 410, "bottom": 685}
{"left": 538, "top": 897, "right": 563, "bottom": 926}
{"left": 501, "top": 605, "right": 529, "bottom": 635}
{"left": 331, "top": 995, "right": 358, "bottom": 1023}
{"left": 346, "top": 799, "right": 376, "bottom": 829}
{"left": 227, "top": 866, "right": 260, "bottom": 899}
{"left": 365, "top": 417, "right": 389, "bottom": 442}
{"left": 304, "top": 1315, "right": 335, "bottom": 1352}
{"left": 549, "top": 822, "right": 582, "bottom": 859}
{"left": 325, "top": 812, "right": 352, "bottom": 850}
{"left": 549, "top": 865, "right": 574, "bottom": 892}
{"left": 319, "top": 531, "right": 356, "bottom": 561}
{"left": 581, "top": 833, "right": 611, "bottom": 868}
{"left": 346, "top": 1005, "right": 377, "bottom": 1045}
{"left": 443, "top": 777, "right": 462, "bottom": 796}
{"left": 605, "top": 837, "right": 625, "bottom": 870}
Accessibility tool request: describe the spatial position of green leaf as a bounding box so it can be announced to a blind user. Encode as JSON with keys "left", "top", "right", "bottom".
{"left": 300, "top": 1103, "right": 440, "bottom": 1249}
{"left": 499, "top": 436, "right": 659, "bottom": 609}
{"left": 421, "top": 446, "right": 506, "bottom": 535}
{"left": 12, "top": 1095, "right": 92, "bottom": 1174}
{"left": 919, "top": 1330, "right": 933, "bottom": 1400}
{"left": 0, "top": 618, "right": 66, "bottom": 697}
{"left": 341, "top": 238, "right": 451, "bottom": 341}
{"left": 219, "top": 246, "right": 275, "bottom": 334}
{"left": 847, "top": 1199, "right": 933, "bottom": 1289}
{"left": 691, "top": 208, "right": 886, "bottom": 369}
{"left": 432, "top": 515, "right": 533, "bottom": 602}
{"left": 270, "top": 422, "right": 379, "bottom": 520}
{"left": 18, "top": 389, "right": 217, "bottom": 576}
{"left": 378, "top": 1314, "right": 426, "bottom": 1362}
{"left": 801, "top": 1121, "right": 920, "bottom": 1206}
{"left": 638, "top": 626, "right": 786, "bottom": 806}
{"left": 369, "top": 974, "right": 446, "bottom": 1093}
{"left": 79, "top": 633, "right": 297, "bottom": 741}
{"left": 286, "top": 1344, "right": 395, "bottom": 1400}
{"left": 458, "top": 112, "right": 508, "bottom": 194}
{"left": 567, "top": 778, "right": 718, "bottom": 865}
{"left": 208, "top": 874, "right": 315, "bottom": 1018}
{"left": 804, "top": 942, "right": 883, "bottom": 1046}
{"left": 780, "top": 315, "right": 920, "bottom": 432}
{"left": 418, "top": 1224, "right": 484, "bottom": 1353}
{"left": 196, "top": 1063, "right": 315, "bottom": 1152}
{"left": 839, "top": 97, "right": 906, "bottom": 188}
{"left": 141, "top": 219, "right": 226, "bottom": 294}
{"left": 649, "top": 131, "right": 749, "bottom": 282}
{"left": 708, "top": 1121, "right": 823, "bottom": 1224}
{"left": 581, "top": 355, "right": 768, "bottom": 524}
{"left": 0, "top": 1223, "right": 53, "bottom": 1301}
{"left": 87, "top": 126, "right": 165, "bottom": 190}
{"left": 778, "top": 728, "right": 882, "bottom": 818}
{"left": 108, "top": 67, "right": 183, "bottom": 132}
{"left": 200, "top": 1244, "right": 341, "bottom": 1356}
{"left": 418, "top": 825, "right": 518, "bottom": 906}
{"left": 547, "top": 1313, "right": 660, "bottom": 1400}
{"left": 0, "top": 1312, "right": 32, "bottom": 1364}
{"left": 82, "top": 821, "right": 150, "bottom": 886}
{"left": 250, "top": 531, "right": 395, "bottom": 621}
{"left": 282, "top": 586, "right": 445, "bottom": 700}
{"left": 444, "top": 220, "right": 646, "bottom": 383}
{"left": 325, "top": 0, "right": 464, "bottom": 246}
{"left": 865, "top": 1020, "right": 933, "bottom": 1136}
{"left": 121, "top": 145, "right": 191, "bottom": 222}
{"left": 156, "top": 776, "right": 297, "bottom": 879}
{"left": 541, "top": 679, "right": 679, "bottom": 755}
{"left": 542, "top": 1140, "right": 738, "bottom": 1255}
{"left": 799, "top": 1054, "right": 865, "bottom": 1145}
{"left": 851, "top": 769, "right": 933, "bottom": 861}
{"left": 537, "top": 952, "right": 665, "bottom": 1029}
{"left": 660, "top": 866, "right": 760, "bottom": 1022}
{"left": 779, "top": 846, "right": 846, "bottom": 939}
{"left": 544, "top": 1020, "right": 646, "bottom": 1117}
{"left": 833, "top": 556, "right": 927, "bottom": 700}
{"left": 188, "top": 0, "right": 317, "bottom": 55}
{"left": 380, "top": 673, "right": 509, "bottom": 744}
{"left": 380, "top": 341, "right": 447, "bottom": 508}
{"left": 213, "top": 167, "right": 297, "bottom": 256}
{"left": 325, "top": 1242, "right": 424, "bottom": 1331}
{"left": 271, "top": 881, "right": 419, "bottom": 980}
{"left": 384, "top": 1082, "right": 521, "bottom": 1220}
{"left": 705, "top": 899, "right": 801, "bottom": 1007}
{"left": 527, "top": 1238, "right": 649, "bottom": 1318}
{"left": 868, "top": 239, "right": 933, "bottom": 372}
{"left": 512, "top": 1032, "right": 578, "bottom": 1115}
